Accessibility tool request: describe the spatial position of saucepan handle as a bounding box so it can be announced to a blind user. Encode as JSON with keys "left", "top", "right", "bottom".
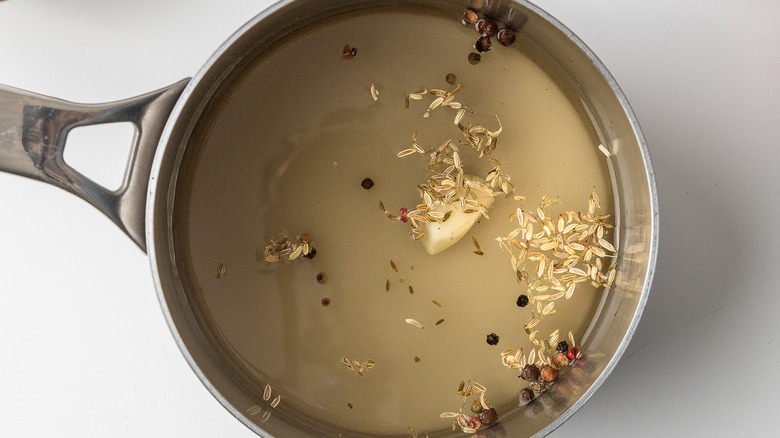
{"left": 0, "top": 79, "right": 189, "bottom": 253}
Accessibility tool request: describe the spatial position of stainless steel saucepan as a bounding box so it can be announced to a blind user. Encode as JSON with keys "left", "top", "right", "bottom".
{"left": 0, "top": 0, "right": 657, "bottom": 436}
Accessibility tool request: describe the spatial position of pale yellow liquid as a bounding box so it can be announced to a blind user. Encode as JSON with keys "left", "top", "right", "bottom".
{"left": 175, "top": 8, "right": 613, "bottom": 436}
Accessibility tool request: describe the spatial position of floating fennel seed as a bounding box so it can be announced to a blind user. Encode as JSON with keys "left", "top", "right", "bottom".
{"left": 390, "top": 260, "right": 398, "bottom": 272}
{"left": 435, "top": 319, "right": 445, "bottom": 326}
{"left": 361, "top": 177, "right": 374, "bottom": 190}
{"left": 386, "top": 279, "right": 391, "bottom": 292}
{"left": 347, "top": 402, "right": 353, "bottom": 409}
{"left": 405, "top": 318, "right": 424, "bottom": 329}
{"left": 217, "top": 263, "right": 226, "bottom": 279}
{"left": 408, "top": 285, "right": 415, "bottom": 294}
{"left": 432, "top": 299, "right": 442, "bottom": 307}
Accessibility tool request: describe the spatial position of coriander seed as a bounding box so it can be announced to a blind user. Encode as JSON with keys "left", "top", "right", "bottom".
{"left": 445, "top": 73, "right": 457, "bottom": 85}
{"left": 551, "top": 352, "right": 569, "bottom": 370}
{"left": 468, "top": 52, "right": 482, "bottom": 64}
{"left": 497, "top": 28, "right": 516, "bottom": 46}
{"left": 540, "top": 365, "right": 558, "bottom": 382}
{"left": 462, "top": 9, "right": 479, "bottom": 25}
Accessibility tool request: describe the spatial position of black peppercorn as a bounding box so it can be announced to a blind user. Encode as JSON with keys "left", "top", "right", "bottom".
{"left": 321, "top": 297, "right": 331, "bottom": 306}
{"left": 467, "top": 52, "right": 482, "bottom": 65}
{"left": 361, "top": 177, "right": 374, "bottom": 190}
{"left": 496, "top": 28, "right": 516, "bottom": 46}
{"left": 517, "top": 294, "right": 529, "bottom": 307}
{"left": 556, "top": 340, "right": 569, "bottom": 353}
{"left": 477, "top": 407, "right": 498, "bottom": 426}
{"left": 486, "top": 332, "right": 499, "bottom": 345}
{"left": 303, "top": 247, "right": 317, "bottom": 259}
{"left": 520, "top": 388, "right": 535, "bottom": 402}
{"left": 521, "top": 364, "right": 540, "bottom": 381}
{"left": 475, "top": 18, "right": 499, "bottom": 37}
{"left": 475, "top": 36, "right": 492, "bottom": 53}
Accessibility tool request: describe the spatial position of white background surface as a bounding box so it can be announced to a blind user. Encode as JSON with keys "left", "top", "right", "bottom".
{"left": 0, "top": 1, "right": 778, "bottom": 437}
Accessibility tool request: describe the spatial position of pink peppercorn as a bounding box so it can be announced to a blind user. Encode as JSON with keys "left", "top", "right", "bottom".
{"left": 567, "top": 347, "right": 579, "bottom": 360}
{"left": 399, "top": 208, "right": 409, "bottom": 223}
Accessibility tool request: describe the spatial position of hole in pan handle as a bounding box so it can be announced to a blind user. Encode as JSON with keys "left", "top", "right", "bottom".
{"left": 0, "top": 79, "right": 189, "bottom": 253}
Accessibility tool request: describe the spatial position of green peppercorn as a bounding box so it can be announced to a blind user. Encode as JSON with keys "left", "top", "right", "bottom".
{"left": 496, "top": 28, "right": 516, "bottom": 46}
{"left": 471, "top": 400, "right": 484, "bottom": 414}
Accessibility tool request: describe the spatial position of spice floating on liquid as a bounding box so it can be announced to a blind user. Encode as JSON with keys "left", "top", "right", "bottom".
{"left": 263, "top": 233, "right": 315, "bottom": 262}
{"left": 316, "top": 272, "right": 328, "bottom": 284}
{"left": 341, "top": 44, "right": 357, "bottom": 60}
{"left": 405, "top": 318, "right": 424, "bottom": 329}
{"left": 340, "top": 357, "right": 375, "bottom": 376}
{"left": 216, "top": 263, "right": 226, "bottom": 279}
{"left": 361, "top": 177, "right": 375, "bottom": 190}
